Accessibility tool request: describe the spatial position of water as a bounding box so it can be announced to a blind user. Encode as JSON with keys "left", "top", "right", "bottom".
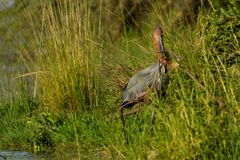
{"left": 0, "top": 0, "right": 15, "bottom": 11}
{"left": 0, "top": 150, "right": 45, "bottom": 160}
{"left": 0, "top": 149, "right": 84, "bottom": 160}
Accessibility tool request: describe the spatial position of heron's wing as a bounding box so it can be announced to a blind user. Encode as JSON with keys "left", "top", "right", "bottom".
{"left": 123, "top": 63, "right": 159, "bottom": 102}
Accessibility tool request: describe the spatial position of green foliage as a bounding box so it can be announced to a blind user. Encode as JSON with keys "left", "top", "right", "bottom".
{"left": 0, "top": 80, "right": 39, "bottom": 148}
{"left": 23, "top": 0, "right": 105, "bottom": 114}
{"left": 205, "top": 0, "right": 240, "bottom": 65}
{"left": 0, "top": 0, "right": 240, "bottom": 159}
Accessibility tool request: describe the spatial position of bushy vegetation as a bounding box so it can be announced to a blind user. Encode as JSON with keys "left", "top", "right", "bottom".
{"left": 0, "top": 0, "right": 240, "bottom": 159}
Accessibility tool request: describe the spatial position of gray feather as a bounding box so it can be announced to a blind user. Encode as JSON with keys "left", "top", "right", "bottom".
{"left": 122, "top": 62, "right": 168, "bottom": 104}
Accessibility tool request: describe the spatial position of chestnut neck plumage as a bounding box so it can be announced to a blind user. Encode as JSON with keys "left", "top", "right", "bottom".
{"left": 157, "top": 54, "right": 170, "bottom": 65}
{"left": 153, "top": 26, "right": 169, "bottom": 65}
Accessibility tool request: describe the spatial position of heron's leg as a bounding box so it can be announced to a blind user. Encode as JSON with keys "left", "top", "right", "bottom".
{"left": 151, "top": 110, "right": 156, "bottom": 125}
{"left": 120, "top": 105, "right": 129, "bottom": 145}
{"left": 149, "top": 91, "right": 161, "bottom": 134}
{"left": 150, "top": 109, "right": 156, "bottom": 135}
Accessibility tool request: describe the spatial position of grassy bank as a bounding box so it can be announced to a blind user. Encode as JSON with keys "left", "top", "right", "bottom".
{"left": 1, "top": 0, "right": 240, "bottom": 159}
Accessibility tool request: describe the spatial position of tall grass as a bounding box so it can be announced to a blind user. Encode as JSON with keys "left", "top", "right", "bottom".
{"left": 0, "top": 79, "right": 38, "bottom": 148}
{"left": 1, "top": 0, "right": 239, "bottom": 159}
{"left": 23, "top": 0, "right": 104, "bottom": 114}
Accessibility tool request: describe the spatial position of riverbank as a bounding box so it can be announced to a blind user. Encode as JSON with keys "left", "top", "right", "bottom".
{"left": 1, "top": 0, "right": 240, "bottom": 159}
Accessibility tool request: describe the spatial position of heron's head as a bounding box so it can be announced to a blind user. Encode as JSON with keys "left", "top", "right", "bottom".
{"left": 153, "top": 26, "right": 165, "bottom": 55}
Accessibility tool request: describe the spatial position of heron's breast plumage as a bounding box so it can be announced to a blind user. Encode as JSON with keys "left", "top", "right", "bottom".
{"left": 122, "top": 62, "right": 168, "bottom": 103}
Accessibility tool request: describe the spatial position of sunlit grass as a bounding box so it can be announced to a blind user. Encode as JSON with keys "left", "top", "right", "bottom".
{"left": 23, "top": 1, "right": 104, "bottom": 114}
{"left": 0, "top": 0, "right": 240, "bottom": 159}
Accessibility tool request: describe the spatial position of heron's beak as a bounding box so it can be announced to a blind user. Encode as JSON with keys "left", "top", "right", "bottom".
{"left": 168, "top": 50, "right": 183, "bottom": 67}
{"left": 169, "top": 61, "right": 183, "bottom": 69}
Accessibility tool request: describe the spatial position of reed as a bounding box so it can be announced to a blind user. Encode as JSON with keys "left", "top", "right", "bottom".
{"left": 24, "top": 0, "right": 104, "bottom": 114}
{"left": 0, "top": 0, "right": 239, "bottom": 159}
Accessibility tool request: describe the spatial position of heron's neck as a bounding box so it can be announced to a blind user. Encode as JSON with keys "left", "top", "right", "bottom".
{"left": 157, "top": 54, "right": 169, "bottom": 65}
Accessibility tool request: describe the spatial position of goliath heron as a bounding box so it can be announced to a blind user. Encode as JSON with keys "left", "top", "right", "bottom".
{"left": 119, "top": 26, "right": 179, "bottom": 144}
